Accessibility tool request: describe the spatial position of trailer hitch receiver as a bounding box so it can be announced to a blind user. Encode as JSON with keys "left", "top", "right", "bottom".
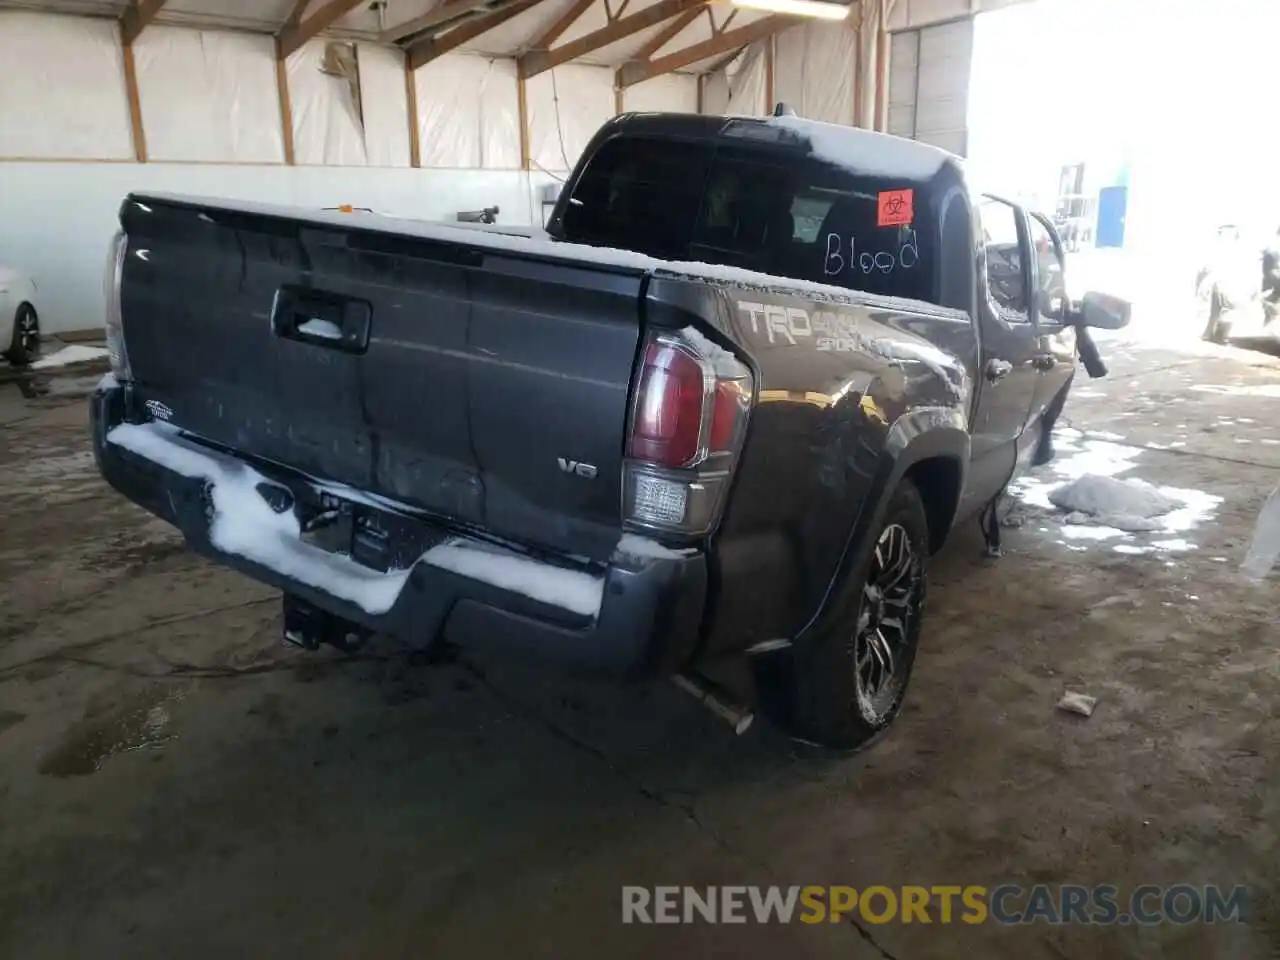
{"left": 282, "top": 593, "right": 370, "bottom": 653}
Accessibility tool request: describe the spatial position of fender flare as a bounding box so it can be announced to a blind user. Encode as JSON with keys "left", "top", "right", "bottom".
{"left": 794, "top": 406, "right": 969, "bottom": 643}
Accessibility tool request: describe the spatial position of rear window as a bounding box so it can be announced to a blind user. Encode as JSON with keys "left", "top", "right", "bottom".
{"left": 558, "top": 135, "right": 937, "bottom": 305}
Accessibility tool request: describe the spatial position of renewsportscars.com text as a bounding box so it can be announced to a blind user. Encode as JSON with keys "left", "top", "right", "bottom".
{"left": 621, "top": 885, "right": 1249, "bottom": 926}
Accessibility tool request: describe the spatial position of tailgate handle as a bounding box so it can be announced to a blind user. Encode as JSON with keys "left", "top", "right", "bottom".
{"left": 271, "top": 285, "right": 371, "bottom": 354}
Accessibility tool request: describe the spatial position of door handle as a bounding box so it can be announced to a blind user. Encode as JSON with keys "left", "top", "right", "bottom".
{"left": 271, "top": 285, "right": 371, "bottom": 354}
{"left": 984, "top": 358, "right": 1013, "bottom": 383}
{"left": 1032, "top": 353, "right": 1057, "bottom": 372}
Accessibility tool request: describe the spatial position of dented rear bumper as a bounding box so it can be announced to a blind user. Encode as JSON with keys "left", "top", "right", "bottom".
{"left": 90, "top": 383, "right": 706, "bottom": 678}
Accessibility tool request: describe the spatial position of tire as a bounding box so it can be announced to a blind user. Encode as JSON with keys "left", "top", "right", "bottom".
{"left": 5, "top": 303, "right": 39, "bottom": 366}
{"left": 786, "top": 479, "right": 930, "bottom": 750}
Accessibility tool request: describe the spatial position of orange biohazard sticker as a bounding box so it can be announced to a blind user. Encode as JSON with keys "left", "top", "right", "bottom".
{"left": 877, "top": 189, "right": 914, "bottom": 227}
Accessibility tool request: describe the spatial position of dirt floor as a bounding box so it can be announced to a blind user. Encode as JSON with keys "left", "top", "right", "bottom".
{"left": 1, "top": 338, "right": 1278, "bottom": 959}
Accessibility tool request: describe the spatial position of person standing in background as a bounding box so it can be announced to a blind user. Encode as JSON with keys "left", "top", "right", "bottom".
{"left": 1261, "top": 228, "right": 1280, "bottom": 327}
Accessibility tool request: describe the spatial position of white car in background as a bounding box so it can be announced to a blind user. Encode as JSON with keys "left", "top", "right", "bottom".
{"left": 0, "top": 265, "right": 40, "bottom": 365}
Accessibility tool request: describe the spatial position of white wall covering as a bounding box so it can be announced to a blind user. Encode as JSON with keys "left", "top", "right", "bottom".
{"left": 287, "top": 39, "right": 367, "bottom": 166}
{"left": 702, "top": 43, "right": 768, "bottom": 117}
{"left": 888, "top": 0, "right": 970, "bottom": 29}
{"left": 525, "top": 64, "right": 615, "bottom": 174}
{"left": 887, "top": 16, "right": 973, "bottom": 155}
{"left": 624, "top": 73, "right": 698, "bottom": 114}
{"left": 773, "top": 21, "right": 857, "bottom": 124}
{"left": 0, "top": 164, "right": 552, "bottom": 335}
{"left": 0, "top": 12, "right": 133, "bottom": 160}
{"left": 889, "top": 0, "right": 1034, "bottom": 30}
{"left": 414, "top": 53, "right": 521, "bottom": 169}
{"left": 357, "top": 43, "right": 412, "bottom": 167}
{"left": 134, "top": 26, "right": 284, "bottom": 163}
{"left": 702, "top": 71, "right": 727, "bottom": 115}
{"left": 887, "top": 29, "right": 919, "bottom": 138}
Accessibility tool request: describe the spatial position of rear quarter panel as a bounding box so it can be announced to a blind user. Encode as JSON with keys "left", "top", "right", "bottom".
{"left": 646, "top": 277, "right": 977, "bottom": 655}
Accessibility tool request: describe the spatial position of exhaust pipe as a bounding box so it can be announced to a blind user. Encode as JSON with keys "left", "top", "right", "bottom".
{"left": 672, "top": 674, "right": 755, "bottom": 735}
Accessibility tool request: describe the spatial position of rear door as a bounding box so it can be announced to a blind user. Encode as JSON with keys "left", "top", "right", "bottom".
{"left": 959, "top": 196, "right": 1042, "bottom": 515}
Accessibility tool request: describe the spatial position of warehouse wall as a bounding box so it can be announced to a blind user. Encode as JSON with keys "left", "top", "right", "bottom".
{"left": 887, "top": 17, "right": 974, "bottom": 155}
{"left": 0, "top": 10, "right": 693, "bottom": 334}
{"left": 701, "top": 44, "right": 769, "bottom": 117}
{"left": 0, "top": 162, "right": 562, "bottom": 342}
{"left": 700, "top": 20, "right": 859, "bottom": 124}
{"left": 774, "top": 21, "right": 858, "bottom": 124}
{"left": 883, "top": 0, "right": 1037, "bottom": 155}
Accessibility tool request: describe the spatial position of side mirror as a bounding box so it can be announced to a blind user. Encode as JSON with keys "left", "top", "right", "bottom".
{"left": 1071, "top": 291, "right": 1131, "bottom": 330}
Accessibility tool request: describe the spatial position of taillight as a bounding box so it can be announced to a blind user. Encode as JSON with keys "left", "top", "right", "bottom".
{"left": 623, "top": 328, "right": 753, "bottom": 538}
{"left": 103, "top": 230, "right": 131, "bottom": 381}
{"left": 628, "top": 341, "right": 709, "bottom": 467}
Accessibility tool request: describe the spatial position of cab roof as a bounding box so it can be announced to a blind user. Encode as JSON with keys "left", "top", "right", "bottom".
{"left": 605, "top": 112, "right": 963, "bottom": 184}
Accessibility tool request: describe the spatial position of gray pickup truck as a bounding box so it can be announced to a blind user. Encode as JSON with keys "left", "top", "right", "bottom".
{"left": 91, "top": 112, "right": 1127, "bottom": 749}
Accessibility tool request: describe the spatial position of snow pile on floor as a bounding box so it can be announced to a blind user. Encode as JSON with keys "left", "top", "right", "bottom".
{"left": 106, "top": 421, "right": 606, "bottom": 618}
{"left": 1048, "top": 474, "right": 1179, "bottom": 531}
{"left": 32, "top": 344, "right": 110, "bottom": 369}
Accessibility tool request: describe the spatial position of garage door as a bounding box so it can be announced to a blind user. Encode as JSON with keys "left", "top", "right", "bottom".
{"left": 887, "top": 16, "right": 974, "bottom": 157}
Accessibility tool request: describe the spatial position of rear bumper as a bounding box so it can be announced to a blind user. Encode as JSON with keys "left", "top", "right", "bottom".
{"left": 90, "top": 384, "right": 706, "bottom": 678}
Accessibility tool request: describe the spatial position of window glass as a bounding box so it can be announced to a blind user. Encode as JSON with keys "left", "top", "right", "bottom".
{"left": 1027, "top": 213, "right": 1067, "bottom": 323}
{"left": 977, "top": 197, "right": 1028, "bottom": 319}
{"left": 558, "top": 135, "right": 938, "bottom": 306}
{"left": 790, "top": 195, "right": 833, "bottom": 243}
{"left": 558, "top": 136, "right": 711, "bottom": 260}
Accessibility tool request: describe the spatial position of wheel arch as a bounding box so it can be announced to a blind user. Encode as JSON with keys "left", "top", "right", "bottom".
{"left": 795, "top": 407, "right": 969, "bottom": 643}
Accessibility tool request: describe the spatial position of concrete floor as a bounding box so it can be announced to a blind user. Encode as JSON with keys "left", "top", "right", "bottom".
{"left": 1, "top": 340, "right": 1278, "bottom": 959}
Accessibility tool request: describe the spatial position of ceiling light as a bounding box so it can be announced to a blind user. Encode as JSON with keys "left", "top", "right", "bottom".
{"left": 730, "top": 0, "right": 851, "bottom": 20}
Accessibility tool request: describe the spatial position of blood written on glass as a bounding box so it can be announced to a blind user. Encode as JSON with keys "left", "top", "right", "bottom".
{"left": 823, "top": 229, "right": 920, "bottom": 278}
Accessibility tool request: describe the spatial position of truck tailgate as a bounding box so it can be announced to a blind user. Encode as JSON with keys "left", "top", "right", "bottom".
{"left": 118, "top": 196, "right": 644, "bottom": 562}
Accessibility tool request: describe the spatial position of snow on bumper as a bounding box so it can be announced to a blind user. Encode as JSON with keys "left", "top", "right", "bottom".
{"left": 89, "top": 387, "right": 706, "bottom": 677}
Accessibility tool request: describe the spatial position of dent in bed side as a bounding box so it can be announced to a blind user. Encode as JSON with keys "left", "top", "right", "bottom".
{"left": 882, "top": 409, "right": 970, "bottom": 553}
{"left": 778, "top": 406, "right": 969, "bottom": 650}
{"left": 641, "top": 278, "right": 975, "bottom": 659}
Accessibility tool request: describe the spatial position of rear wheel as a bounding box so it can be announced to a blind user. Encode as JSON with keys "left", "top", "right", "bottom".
{"left": 787, "top": 480, "right": 929, "bottom": 750}
{"left": 5, "top": 303, "right": 39, "bottom": 366}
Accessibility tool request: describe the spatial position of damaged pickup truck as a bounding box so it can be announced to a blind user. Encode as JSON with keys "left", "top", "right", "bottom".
{"left": 92, "top": 112, "right": 1128, "bottom": 749}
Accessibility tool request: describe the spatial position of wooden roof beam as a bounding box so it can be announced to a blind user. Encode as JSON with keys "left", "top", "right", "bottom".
{"left": 705, "top": 44, "right": 747, "bottom": 75}
{"left": 408, "top": 0, "right": 547, "bottom": 70}
{"left": 629, "top": 5, "right": 704, "bottom": 62}
{"left": 519, "top": 0, "right": 711, "bottom": 79}
{"left": 617, "top": 14, "right": 793, "bottom": 87}
{"left": 277, "top": 0, "right": 367, "bottom": 59}
{"left": 381, "top": 0, "right": 495, "bottom": 44}
{"left": 527, "top": 0, "right": 595, "bottom": 50}
{"left": 120, "top": 0, "right": 166, "bottom": 45}
{"left": 713, "top": 8, "right": 736, "bottom": 33}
